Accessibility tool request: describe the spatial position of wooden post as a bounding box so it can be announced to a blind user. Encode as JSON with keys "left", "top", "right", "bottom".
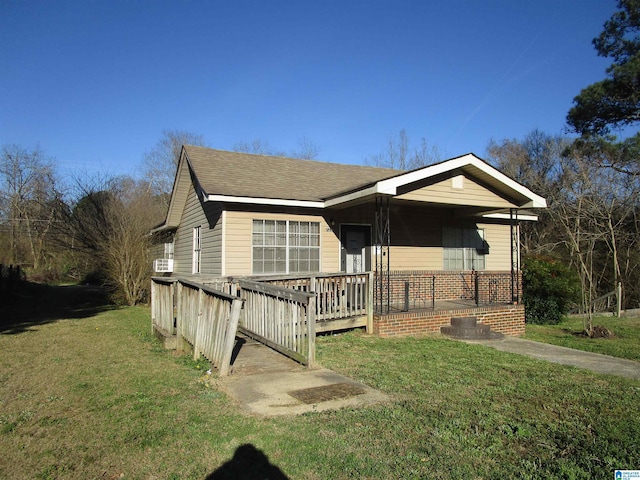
{"left": 150, "top": 280, "right": 156, "bottom": 335}
{"left": 307, "top": 294, "right": 316, "bottom": 368}
{"left": 616, "top": 282, "right": 622, "bottom": 317}
{"left": 193, "top": 287, "right": 204, "bottom": 361}
{"left": 366, "top": 271, "right": 374, "bottom": 333}
{"left": 218, "top": 298, "right": 243, "bottom": 377}
{"left": 176, "top": 282, "right": 184, "bottom": 353}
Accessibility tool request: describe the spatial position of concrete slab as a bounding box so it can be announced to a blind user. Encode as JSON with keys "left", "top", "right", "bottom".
{"left": 465, "top": 337, "right": 640, "bottom": 379}
{"left": 216, "top": 335, "right": 389, "bottom": 416}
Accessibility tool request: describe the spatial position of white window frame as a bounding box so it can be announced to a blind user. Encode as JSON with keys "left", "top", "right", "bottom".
{"left": 192, "top": 226, "right": 201, "bottom": 274}
{"left": 163, "top": 242, "right": 174, "bottom": 260}
{"left": 443, "top": 226, "right": 486, "bottom": 271}
{"left": 252, "top": 220, "right": 321, "bottom": 274}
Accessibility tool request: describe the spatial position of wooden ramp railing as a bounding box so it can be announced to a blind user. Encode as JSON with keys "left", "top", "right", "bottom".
{"left": 237, "top": 279, "right": 316, "bottom": 367}
{"left": 151, "top": 277, "right": 243, "bottom": 376}
{"left": 151, "top": 276, "right": 319, "bottom": 372}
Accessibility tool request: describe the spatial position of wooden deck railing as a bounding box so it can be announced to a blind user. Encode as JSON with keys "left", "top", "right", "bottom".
{"left": 253, "top": 272, "right": 373, "bottom": 331}
{"left": 151, "top": 277, "right": 243, "bottom": 376}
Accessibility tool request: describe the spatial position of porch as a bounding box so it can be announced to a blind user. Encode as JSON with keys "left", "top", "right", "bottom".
{"left": 150, "top": 270, "right": 524, "bottom": 375}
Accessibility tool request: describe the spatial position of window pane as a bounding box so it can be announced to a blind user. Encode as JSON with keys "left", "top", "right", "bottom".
{"left": 253, "top": 247, "right": 264, "bottom": 261}
{"left": 253, "top": 260, "right": 263, "bottom": 274}
{"left": 310, "top": 234, "right": 320, "bottom": 247}
{"left": 264, "top": 247, "right": 275, "bottom": 261}
{"left": 253, "top": 220, "right": 263, "bottom": 233}
{"left": 276, "top": 233, "right": 286, "bottom": 246}
{"left": 265, "top": 220, "right": 275, "bottom": 233}
{"left": 300, "top": 222, "right": 309, "bottom": 234}
{"left": 289, "top": 221, "right": 299, "bottom": 234}
{"left": 310, "top": 259, "right": 320, "bottom": 272}
{"left": 252, "top": 233, "right": 263, "bottom": 245}
{"left": 263, "top": 233, "right": 273, "bottom": 246}
{"left": 276, "top": 247, "right": 286, "bottom": 261}
{"left": 310, "top": 222, "right": 319, "bottom": 234}
{"left": 276, "top": 221, "right": 286, "bottom": 233}
{"left": 300, "top": 235, "right": 309, "bottom": 247}
{"left": 310, "top": 248, "right": 319, "bottom": 260}
{"left": 276, "top": 260, "right": 286, "bottom": 272}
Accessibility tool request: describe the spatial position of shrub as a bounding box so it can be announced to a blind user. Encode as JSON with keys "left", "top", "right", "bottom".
{"left": 522, "top": 255, "right": 581, "bottom": 324}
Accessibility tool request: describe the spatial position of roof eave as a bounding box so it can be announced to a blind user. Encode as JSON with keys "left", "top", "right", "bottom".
{"left": 206, "top": 194, "right": 324, "bottom": 209}
{"left": 325, "top": 154, "right": 548, "bottom": 209}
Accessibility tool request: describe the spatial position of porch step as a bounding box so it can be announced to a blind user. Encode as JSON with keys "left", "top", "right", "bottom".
{"left": 450, "top": 316, "right": 478, "bottom": 328}
{"left": 441, "top": 316, "right": 496, "bottom": 340}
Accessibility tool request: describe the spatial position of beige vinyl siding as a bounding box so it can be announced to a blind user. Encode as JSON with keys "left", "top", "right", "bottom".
{"left": 225, "top": 210, "right": 339, "bottom": 276}
{"left": 397, "top": 174, "right": 516, "bottom": 209}
{"left": 388, "top": 246, "right": 443, "bottom": 270}
{"left": 481, "top": 222, "right": 512, "bottom": 270}
{"left": 173, "top": 184, "right": 223, "bottom": 275}
{"left": 387, "top": 205, "right": 445, "bottom": 270}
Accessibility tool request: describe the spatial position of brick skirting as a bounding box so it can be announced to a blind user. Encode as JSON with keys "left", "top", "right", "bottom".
{"left": 373, "top": 303, "right": 525, "bottom": 337}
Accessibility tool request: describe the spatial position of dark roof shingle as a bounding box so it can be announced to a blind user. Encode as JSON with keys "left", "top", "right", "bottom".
{"left": 184, "top": 146, "right": 402, "bottom": 202}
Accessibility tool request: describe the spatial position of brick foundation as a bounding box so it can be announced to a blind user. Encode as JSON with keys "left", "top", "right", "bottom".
{"left": 373, "top": 303, "right": 525, "bottom": 337}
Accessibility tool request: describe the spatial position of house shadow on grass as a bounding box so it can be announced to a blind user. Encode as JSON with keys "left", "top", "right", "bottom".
{"left": 0, "top": 282, "right": 113, "bottom": 335}
{"left": 205, "top": 444, "right": 290, "bottom": 480}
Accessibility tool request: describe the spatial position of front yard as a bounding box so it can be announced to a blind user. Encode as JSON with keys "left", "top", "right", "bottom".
{"left": 524, "top": 314, "right": 640, "bottom": 361}
{"left": 0, "top": 284, "right": 638, "bottom": 479}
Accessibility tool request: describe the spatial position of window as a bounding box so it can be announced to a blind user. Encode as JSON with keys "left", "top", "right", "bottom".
{"left": 192, "top": 226, "right": 201, "bottom": 274}
{"left": 252, "top": 220, "right": 320, "bottom": 274}
{"left": 163, "top": 242, "right": 174, "bottom": 260}
{"left": 443, "top": 226, "right": 486, "bottom": 270}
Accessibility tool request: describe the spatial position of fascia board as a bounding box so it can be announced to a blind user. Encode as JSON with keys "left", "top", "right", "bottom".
{"left": 375, "top": 154, "right": 547, "bottom": 209}
{"left": 483, "top": 212, "right": 539, "bottom": 221}
{"left": 163, "top": 149, "right": 190, "bottom": 228}
{"left": 468, "top": 158, "right": 547, "bottom": 208}
{"left": 324, "top": 184, "right": 389, "bottom": 208}
{"left": 206, "top": 194, "right": 324, "bottom": 209}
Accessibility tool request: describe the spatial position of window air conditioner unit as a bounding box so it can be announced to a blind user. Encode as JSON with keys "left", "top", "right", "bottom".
{"left": 153, "top": 258, "right": 174, "bottom": 273}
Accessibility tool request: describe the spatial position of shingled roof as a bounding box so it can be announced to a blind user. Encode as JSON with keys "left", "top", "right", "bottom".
{"left": 184, "top": 145, "right": 402, "bottom": 202}
{"left": 155, "top": 145, "right": 546, "bottom": 232}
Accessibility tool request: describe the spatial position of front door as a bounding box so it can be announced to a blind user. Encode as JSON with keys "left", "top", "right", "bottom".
{"left": 341, "top": 225, "right": 371, "bottom": 273}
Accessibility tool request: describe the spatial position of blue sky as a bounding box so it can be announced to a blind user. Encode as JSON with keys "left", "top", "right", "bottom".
{"left": 0, "top": 0, "right": 617, "bottom": 178}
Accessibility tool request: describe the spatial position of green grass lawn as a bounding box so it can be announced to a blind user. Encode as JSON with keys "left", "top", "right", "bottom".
{"left": 524, "top": 315, "right": 640, "bottom": 361}
{"left": 1, "top": 284, "right": 639, "bottom": 479}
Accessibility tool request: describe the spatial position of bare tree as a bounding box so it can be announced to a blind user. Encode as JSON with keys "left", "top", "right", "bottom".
{"left": 142, "top": 129, "right": 209, "bottom": 198}
{"left": 57, "top": 174, "right": 166, "bottom": 304}
{"left": 486, "top": 130, "right": 568, "bottom": 253}
{"left": 0, "top": 144, "right": 61, "bottom": 271}
{"left": 365, "top": 129, "right": 443, "bottom": 170}
{"left": 487, "top": 129, "right": 640, "bottom": 325}
{"left": 232, "top": 136, "right": 321, "bottom": 160}
{"left": 546, "top": 148, "right": 640, "bottom": 332}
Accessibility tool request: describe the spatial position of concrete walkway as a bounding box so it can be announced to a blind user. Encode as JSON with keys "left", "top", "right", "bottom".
{"left": 216, "top": 335, "right": 639, "bottom": 416}
{"left": 216, "top": 335, "right": 389, "bottom": 417}
{"left": 465, "top": 337, "right": 640, "bottom": 379}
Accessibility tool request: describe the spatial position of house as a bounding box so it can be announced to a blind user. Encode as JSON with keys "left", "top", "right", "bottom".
{"left": 152, "top": 145, "right": 546, "bottom": 337}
